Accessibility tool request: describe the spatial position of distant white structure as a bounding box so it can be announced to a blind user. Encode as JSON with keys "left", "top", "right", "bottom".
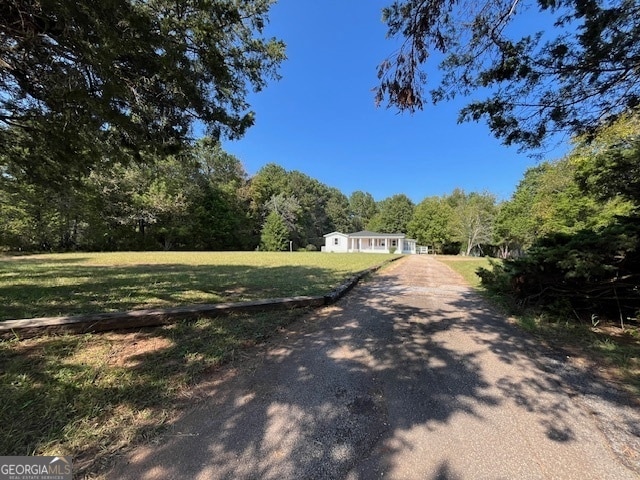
{"left": 322, "top": 230, "right": 417, "bottom": 254}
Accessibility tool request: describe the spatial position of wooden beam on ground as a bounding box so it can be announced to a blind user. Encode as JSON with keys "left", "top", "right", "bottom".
{"left": 0, "top": 257, "right": 402, "bottom": 339}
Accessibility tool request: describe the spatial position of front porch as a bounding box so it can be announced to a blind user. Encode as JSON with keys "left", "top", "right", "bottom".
{"left": 348, "top": 237, "right": 396, "bottom": 253}
{"left": 347, "top": 235, "right": 416, "bottom": 254}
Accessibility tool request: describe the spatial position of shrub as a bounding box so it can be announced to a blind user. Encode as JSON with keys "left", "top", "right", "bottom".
{"left": 479, "top": 215, "right": 640, "bottom": 323}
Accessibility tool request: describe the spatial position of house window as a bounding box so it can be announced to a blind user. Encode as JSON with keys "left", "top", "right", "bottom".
{"left": 391, "top": 239, "right": 397, "bottom": 247}
{"left": 334, "top": 238, "right": 339, "bottom": 245}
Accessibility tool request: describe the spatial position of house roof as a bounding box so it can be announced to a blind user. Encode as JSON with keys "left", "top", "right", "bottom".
{"left": 323, "top": 230, "right": 406, "bottom": 238}
{"left": 324, "top": 230, "right": 418, "bottom": 246}
{"left": 324, "top": 230, "right": 417, "bottom": 240}
{"left": 349, "top": 230, "right": 406, "bottom": 238}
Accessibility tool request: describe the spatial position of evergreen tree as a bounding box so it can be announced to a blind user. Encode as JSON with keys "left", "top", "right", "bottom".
{"left": 377, "top": 0, "right": 640, "bottom": 149}
{"left": 0, "top": 0, "right": 285, "bottom": 184}
{"left": 260, "top": 211, "right": 289, "bottom": 251}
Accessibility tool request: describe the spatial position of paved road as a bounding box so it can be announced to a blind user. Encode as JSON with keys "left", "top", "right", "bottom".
{"left": 107, "top": 255, "right": 640, "bottom": 480}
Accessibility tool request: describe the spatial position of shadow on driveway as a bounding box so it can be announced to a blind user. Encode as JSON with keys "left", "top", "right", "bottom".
{"left": 106, "top": 258, "right": 640, "bottom": 480}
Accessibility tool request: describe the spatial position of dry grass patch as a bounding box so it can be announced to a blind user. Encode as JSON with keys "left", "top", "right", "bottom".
{"left": 0, "top": 308, "right": 310, "bottom": 477}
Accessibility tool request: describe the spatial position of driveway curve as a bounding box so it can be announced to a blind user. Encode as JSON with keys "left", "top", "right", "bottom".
{"left": 107, "top": 255, "right": 640, "bottom": 480}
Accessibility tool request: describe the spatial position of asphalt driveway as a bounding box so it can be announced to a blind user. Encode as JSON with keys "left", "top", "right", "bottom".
{"left": 107, "top": 255, "right": 640, "bottom": 479}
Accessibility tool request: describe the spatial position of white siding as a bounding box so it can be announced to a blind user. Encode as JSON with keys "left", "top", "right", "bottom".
{"left": 324, "top": 233, "right": 349, "bottom": 252}
{"left": 323, "top": 231, "right": 417, "bottom": 254}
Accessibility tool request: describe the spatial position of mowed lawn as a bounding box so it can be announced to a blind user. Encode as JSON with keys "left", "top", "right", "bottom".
{"left": 435, "top": 255, "right": 491, "bottom": 288}
{"left": 0, "top": 251, "right": 396, "bottom": 475}
{"left": 0, "top": 251, "right": 396, "bottom": 320}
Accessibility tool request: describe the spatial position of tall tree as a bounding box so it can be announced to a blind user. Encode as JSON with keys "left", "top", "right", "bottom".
{"left": 325, "top": 188, "right": 352, "bottom": 234}
{"left": 407, "top": 196, "right": 454, "bottom": 252}
{"left": 248, "top": 163, "right": 290, "bottom": 214}
{"left": 447, "top": 189, "right": 497, "bottom": 256}
{"left": 367, "top": 194, "right": 415, "bottom": 233}
{"left": 0, "top": 0, "right": 285, "bottom": 183}
{"left": 86, "top": 155, "right": 198, "bottom": 250}
{"left": 193, "top": 138, "right": 248, "bottom": 189}
{"left": 376, "top": 0, "right": 640, "bottom": 149}
{"left": 573, "top": 112, "right": 640, "bottom": 207}
{"left": 190, "top": 138, "right": 255, "bottom": 250}
{"left": 264, "top": 193, "right": 302, "bottom": 233}
{"left": 349, "top": 191, "right": 378, "bottom": 231}
{"left": 248, "top": 165, "right": 351, "bottom": 248}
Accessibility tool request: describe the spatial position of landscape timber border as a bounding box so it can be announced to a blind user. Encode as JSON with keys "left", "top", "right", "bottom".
{"left": 0, "top": 256, "right": 402, "bottom": 340}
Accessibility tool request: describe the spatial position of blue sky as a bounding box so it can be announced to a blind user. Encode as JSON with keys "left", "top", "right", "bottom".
{"left": 222, "top": 0, "right": 568, "bottom": 204}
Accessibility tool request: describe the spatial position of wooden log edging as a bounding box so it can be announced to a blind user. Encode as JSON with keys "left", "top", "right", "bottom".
{"left": 0, "top": 256, "right": 402, "bottom": 339}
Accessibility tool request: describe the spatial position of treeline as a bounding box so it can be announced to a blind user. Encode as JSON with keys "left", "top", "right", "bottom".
{"left": 0, "top": 140, "right": 504, "bottom": 254}
{"left": 2, "top": 112, "right": 639, "bottom": 322}
{"left": 0, "top": 127, "right": 501, "bottom": 252}
{"left": 0, "top": 114, "right": 637, "bottom": 259}
{"left": 0, "top": 138, "right": 386, "bottom": 252}
{"left": 0, "top": 119, "right": 636, "bottom": 258}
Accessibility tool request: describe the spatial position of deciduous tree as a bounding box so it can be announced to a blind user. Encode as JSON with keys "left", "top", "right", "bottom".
{"left": 407, "top": 196, "right": 454, "bottom": 252}
{"left": 349, "top": 191, "right": 378, "bottom": 231}
{"left": 367, "top": 194, "right": 415, "bottom": 233}
{"left": 447, "top": 189, "right": 497, "bottom": 256}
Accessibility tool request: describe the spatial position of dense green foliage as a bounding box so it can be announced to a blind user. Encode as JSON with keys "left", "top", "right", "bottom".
{"left": 0, "top": 147, "right": 390, "bottom": 251}
{"left": 349, "top": 191, "right": 378, "bottom": 231}
{"left": 0, "top": 139, "right": 256, "bottom": 251}
{"left": 407, "top": 196, "right": 454, "bottom": 251}
{"left": 0, "top": 0, "right": 285, "bottom": 184}
{"left": 480, "top": 217, "right": 640, "bottom": 322}
{"left": 377, "top": 0, "right": 640, "bottom": 150}
{"left": 366, "top": 194, "right": 415, "bottom": 234}
{"left": 479, "top": 114, "right": 640, "bottom": 322}
{"left": 405, "top": 189, "right": 497, "bottom": 255}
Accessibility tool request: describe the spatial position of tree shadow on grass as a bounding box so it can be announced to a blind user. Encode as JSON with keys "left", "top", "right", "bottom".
{"left": 0, "top": 333, "right": 172, "bottom": 460}
{"left": 4, "top": 257, "right": 639, "bottom": 478}
{"left": 0, "top": 263, "right": 349, "bottom": 320}
{"left": 0, "top": 307, "right": 309, "bottom": 474}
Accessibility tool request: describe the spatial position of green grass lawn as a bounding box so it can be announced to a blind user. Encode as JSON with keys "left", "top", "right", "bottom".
{"left": 0, "top": 251, "right": 396, "bottom": 320}
{"left": 434, "top": 255, "right": 491, "bottom": 288}
{"left": 0, "top": 251, "right": 398, "bottom": 475}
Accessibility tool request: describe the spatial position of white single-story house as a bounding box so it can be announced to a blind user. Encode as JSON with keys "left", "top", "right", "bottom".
{"left": 322, "top": 230, "right": 417, "bottom": 254}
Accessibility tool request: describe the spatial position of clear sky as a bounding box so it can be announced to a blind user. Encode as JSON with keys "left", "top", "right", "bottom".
{"left": 222, "top": 0, "right": 568, "bottom": 204}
